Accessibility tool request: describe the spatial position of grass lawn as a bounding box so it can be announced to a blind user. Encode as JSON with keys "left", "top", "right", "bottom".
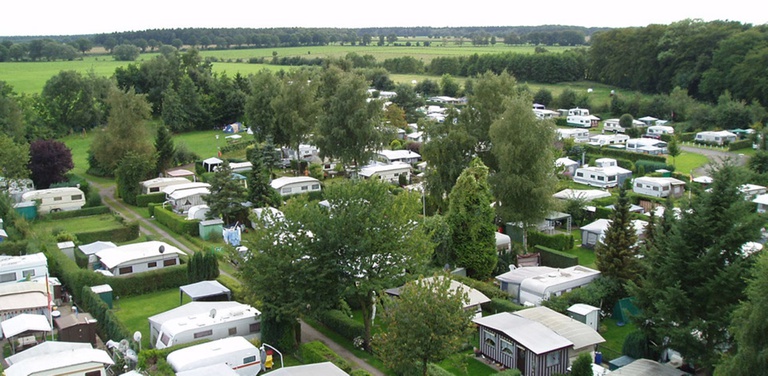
{"left": 302, "top": 317, "right": 394, "bottom": 375}
{"left": 598, "top": 317, "right": 637, "bottom": 363}
{"left": 32, "top": 213, "right": 124, "bottom": 236}
{"left": 668, "top": 151, "right": 710, "bottom": 175}
{"left": 112, "top": 288, "right": 192, "bottom": 350}
{"left": 438, "top": 352, "right": 499, "bottom": 376}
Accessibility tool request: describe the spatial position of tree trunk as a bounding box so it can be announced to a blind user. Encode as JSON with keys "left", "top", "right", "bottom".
{"left": 360, "top": 291, "right": 373, "bottom": 352}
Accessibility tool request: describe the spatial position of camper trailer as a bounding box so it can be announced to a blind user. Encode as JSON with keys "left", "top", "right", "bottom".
{"left": 167, "top": 337, "right": 262, "bottom": 376}
{"left": 573, "top": 158, "right": 632, "bottom": 188}
{"left": 150, "top": 301, "right": 261, "bottom": 349}
{"left": 587, "top": 134, "right": 629, "bottom": 147}
{"left": 0, "top": 253, "right": 48, "bottom": 285}
{"left": 270, "top": 177, "right": 321, "bottom": 197}
{"left": 556, "top": 128, "right": 590, "bottom": 143}
{"left": 646, "top": 125, "right": 674, "bottom": 137}
{"left": 140, "top": 177, "right": 191, "bottom": 195}
{"left": 626, "top": 138, "right": 668, "bottom": 155}
{"left": 566, "top": 115, "right": 600, "bottom": 128}
{"left": 632, "top": 176, "right": 686, "bottom": 198}
{"left": 358, "top": 163, "right": 411, "bottom": 184}
{"left": 20, "top": 187, "right": 85, "bottom": 214}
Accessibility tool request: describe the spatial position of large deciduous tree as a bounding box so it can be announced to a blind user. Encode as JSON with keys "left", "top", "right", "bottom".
{"left": 489, "top": 93, "right": 557, "bottom": 250}
{"left": 630, "top": 161, "right": 763, "bottom": 375}
{"left": 0, "top": 134, "right": 30, "bottom": 181}
{"left": 203, "top": 160, "right": 247, "bottom": 224}
{"left": 90, "top": 87, "right": 154, "bottom": 174}
{"left": 374, "top": 274, "right": 473, "bottom": 376}
{"left": 447, "top": 158, "right": 497, "bottom": 279}
{"left": 28, "top": 139, "right": 74, "bottom": 189}
{"left": 244, "top": 70, "right": 281, "bottom": 141}
{"left": 271, "top": 70, "right": 319, "bottom": 164}
{"left": 39, "top": 70, "right": 101, "bottom": 136}
{"left": 315, "top": 67, "right": 386, "bottom": 169}
{"left": 246, "top": 145, "right": 280, "bottom": 208}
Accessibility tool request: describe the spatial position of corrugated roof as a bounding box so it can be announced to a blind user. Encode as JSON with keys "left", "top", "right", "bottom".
{"left": 473, "top": 312, "right": 572, "bottom": 355}
{"left": 610, "top": 359, "right": 686, "bottom": 376}
{"left": 514, "top": 306, "right": 605, "bottom": 350}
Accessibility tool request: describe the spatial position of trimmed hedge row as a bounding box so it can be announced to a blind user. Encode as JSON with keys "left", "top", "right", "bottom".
{"left": 314, "top": 309, "right": 365, "bottom": 341}
{"left": 350, "top": 370, "right": 373, "bottom": 376}
{"left": 154, "top": 205, "right": 200, "bottom": 236}
{"left": 75, "top": 221, "right": 140, "bottom": 244}
{"left": 427, "top": 364, "right": 454, "bottom": 376}
{"left": 452, "top": 275, "right": 508, "bottom": 300}
{"left": 217, "top": 273, "right": 243, "bottom": 302}
{"left": 535, "top": 245, "right": 579, "bottom": 268}
{"left": 299, "top": 341, "right": 353, "bottom": 373}
{"left": 136, "top": 193, "right": 166, "bottom": 207}
{"left": 486, "top": 298, "right": 525, "bottom": 314}
{"left": 47, "top": 205, "right": 111, "bottom": 220}
{"left": 79, "top": 285, "right": 132, "bottom": 344}
{"left": 527, "top": 231, "right": 574, "bottom": 252}
{"left": 220, "top": 140, "right": 256, "bottom": 154}
{"left": 729, "top": 139, "right": 753, "bottom": 151}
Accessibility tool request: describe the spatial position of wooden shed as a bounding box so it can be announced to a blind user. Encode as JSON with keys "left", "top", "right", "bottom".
{"left": 54, "top": 311, "right": 98, "bottom": 345}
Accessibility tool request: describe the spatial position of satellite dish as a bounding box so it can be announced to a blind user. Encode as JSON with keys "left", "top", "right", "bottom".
{"left": 133, "top": 331, "right": 142, "bottom": 342}
{"left": 210, "top": 308, "right": 217, "bottom": 318}
{"left": 118, "top": 339, "right": 129, "bottom": 353}
{"left": 158, "top": 245, "right": 165, "bottom": 254}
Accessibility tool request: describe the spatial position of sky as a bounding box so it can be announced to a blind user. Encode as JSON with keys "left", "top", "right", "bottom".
{"left": 3, "top": 0, "right": 766, "bottom": 37}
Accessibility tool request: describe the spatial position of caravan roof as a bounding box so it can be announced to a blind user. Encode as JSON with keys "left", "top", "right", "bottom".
{"left": 151, "top": 301, "right": 260, "bottom": 339}
{"left": 96, "top": 241, "right": 184, "bottom": 269}
{"left": 167, "top": 336, "right": 257, "bottom": 372}
{"left": 163, "top": 182, "right": 211, "bottom": 195}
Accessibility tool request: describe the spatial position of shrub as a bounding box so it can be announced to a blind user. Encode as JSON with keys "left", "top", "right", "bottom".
{"left": 350, "top": 370, "right": 373, "bottom": 376}
{"left": 75, "top": 221, "right": 140, "bottom": 244}
{"left": 635, "top": 160, "right": 673, "bottom": 174}
{"left": 427, "top": 364, "right": 454, "bottom": 376}
{"left": 84, "top": 190, "right": 102, "bottom": 208}
{"left": 299, "top": 341, "right": 352, "bottom": 373}
{"left": 136, "top": 193, "right": 166, "bottom": 207}
{"left": 0, "top": 240, "right": 30, "bottom": 256}
{"left": 486, "top": 298, "right": 525, "bottom": 314}
{"left": 47, "top": 206, "right": 111, "bottom": 219}
{"left": 729, "top": 139, "right": 752, "bottom": 151}
{"left": 153, "top": 206, "right": 200, "bottom": 236}
{"left": 314, "top": 310, "right": 364, "bottom": 341}
{"left": 452, "top": 275, "right": 508, "bottom": 300}
{"left": 535, "top": 245, "right": 579, "bottom": 268}
{"left": 528, "top": 231, "right": 574, "bottom": 251}
{"left": 79, "top": 286, "right": 132, "bottom": 343}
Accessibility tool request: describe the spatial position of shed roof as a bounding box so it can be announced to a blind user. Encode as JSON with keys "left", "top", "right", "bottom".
{"left": 180, "top": 280, "right": 231, "bottom": 301}
{"left": 0, "top": 313, "right": 52, "bottom": 338}
{"left": 55, "top": 311, "right": 97, "bottom": 330}
{"left": 473, "top": 312, "right": 572, "bottom": 355}
{"left": 513, "top": 306, "right": 605, "bottom": 350}
{"left": 386, "top": 276, "right": 490, "bottom": 309}
{"left": 568, "top": 303, "right": 600, "bottom": 316}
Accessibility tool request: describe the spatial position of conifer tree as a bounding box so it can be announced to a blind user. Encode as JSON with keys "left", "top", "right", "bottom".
{"left": 595, "top": 184, "right": 640, "bottom": 284}
{"left": 204, "top": 160, "right": 247, "bottom": 224}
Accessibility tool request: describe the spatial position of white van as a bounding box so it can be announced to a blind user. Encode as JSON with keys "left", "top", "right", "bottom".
{"left": 20, "top": 187, "right": 86, "bottom": 214}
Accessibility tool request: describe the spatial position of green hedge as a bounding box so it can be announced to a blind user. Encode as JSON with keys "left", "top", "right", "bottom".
{"left": 148, "top": 202, "right": 158, "bottom": 217}
{"left": 350, "top": 370, "right": 373, "bottom": 376}
{"left": 75, "top": 221, "right": 140, "bottom": 244}
{"left": 527, "top": 231, "right": 574, "bottom": 252}
{"left": 427, "top": 364, "right": 454, "bottom": 376}
{"left": 486, "top": 298, "right": 525, "bottom": 314}
{"left": 314, "top": 309, "right": 365, "bottom": 341}
{"left": 136, "top": 193, "right": 167, "bottom": 207}
{"left": 452, "top": 275, "right": 508, "bottom": 300}
{"left": 154, "top": 206, "right": 200, "bottom": 236}
{"left": 299, "top": 341, "right": 353, "bottom": 373}
{"left": 679, "top": 132, "right": 696, "bottom": 142}
{"left": 217, "top": 274, "right": 243, "bottom": 302}
{"left": 46, "top": 205, "right": 111, "bottom": 220}
{"left": 635, "top": 160, "right": 673, "bottom": 175}
{"left": 729, "top": 139, "right": 753, "bottom": 151}
{"left": 594, "top": 206, "right": 614, "bottom": 220}
{"left": 535, "top": 245, "right": 579, "bottom": 268}
{"left": 220, "top": 140, "right": 256, "bottom": 154}
{"left": 79, "top": 286, "right": 132, "bottom": 343}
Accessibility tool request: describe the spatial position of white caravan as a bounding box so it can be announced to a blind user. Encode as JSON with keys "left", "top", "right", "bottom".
{"left": 151, "top": 302, "right": 261, "bottom": 349}
{"left": 167, "top": 336, "right": 263, "bottom": 376}
{"left": 20, "top": 187, "right": 85, "bottom": 214}
{"left": 140, "top": 177, "right": 191, "bottom": 195}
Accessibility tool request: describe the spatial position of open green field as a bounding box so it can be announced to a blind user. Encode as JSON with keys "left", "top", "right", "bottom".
{"left": 0, "top": 44, "right": 572, "bottom": 94}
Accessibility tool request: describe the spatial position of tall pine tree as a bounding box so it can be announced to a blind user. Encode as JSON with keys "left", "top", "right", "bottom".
{"left": 630, "top": 161, "right": 764, "bottom": 374}
{"left": 154, "top": 124, "right": 175, "bottom": 175}
{"left": 595, "top": 184, "right": 640, "bottom": 284}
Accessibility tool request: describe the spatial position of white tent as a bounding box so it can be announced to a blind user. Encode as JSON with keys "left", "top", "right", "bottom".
{"left": 1, "top": 313, "right": 52, "bottom": 338}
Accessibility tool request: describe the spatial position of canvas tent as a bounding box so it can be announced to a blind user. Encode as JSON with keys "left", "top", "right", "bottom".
{"left": 613, "top": 298, "right": 640, "bottom": 325}
{"left": 180, "top": 280, "right": 231, "bottom": 304}
{"left": 223, "top": 122, "right": 245, "bottom": 133}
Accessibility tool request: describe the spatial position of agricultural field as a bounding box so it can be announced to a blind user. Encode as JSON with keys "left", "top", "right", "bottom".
{"left": 0, "top": 44, "right": 574, "bottom": 94}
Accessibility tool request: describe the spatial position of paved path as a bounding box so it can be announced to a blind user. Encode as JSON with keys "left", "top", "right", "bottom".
{"left": 299, "top": 320, "right": 384, "bottom": 376}
{"left": 681, "top": 145, "right": 748, "bottom": 176}
{"left": 91, "top": 180, "right": 380, "bottom": 374}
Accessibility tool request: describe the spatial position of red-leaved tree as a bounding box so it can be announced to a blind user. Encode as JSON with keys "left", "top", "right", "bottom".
{"left": 28, "top": 139, "right": 74, "bottom": 189}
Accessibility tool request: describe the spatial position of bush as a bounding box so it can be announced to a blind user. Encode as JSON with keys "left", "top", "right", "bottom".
{"left": 729, "top": 139, "right": 752, "bottom": 151}
{"left": 427, "top": 364, "right": 454, "bottom": 376}
{"left": 535, "top": 245, "right": 579, "bottom": 268}
{"left": 79, "top": 286, "right": 132, "bottom": 343}
{"left": 486, "top": 298, "right": 525, "bottom": 314}
{"left": 350, "top": 370, "right": 373, "bottom": 376}
{"left": 84, "top": 190, "right": 102, "bottom": 208}
{"left": 314, "top": 310, "right": 365, "bottom": 341}
{"left": 528, "top": 231, "right": 574, "bottom": 251}
{"left": 635, "top": 160, "right": 673, "bottom": 174}
{"left": 0, "top": 240, "right": 30, "bottom": 256}
{"left": 299, "top": 341, "right": 352, "bottom": 373}
{"left": 136, "top": 193, "right": 166, "bottom": 207}
{"left": 452, "top": 275, "right": 508, "bottom": 300}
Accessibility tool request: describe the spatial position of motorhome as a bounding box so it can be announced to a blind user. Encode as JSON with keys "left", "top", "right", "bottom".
{"left": 140, "top": 177, "right": 191, "bottom": 195}
{"left": 167, "top": 336, "right": 262, "bottom": 376}
{"left": 19, "top": 187, "right": 85, "bottom": 214}
{"left": 149, "top": 301, "right": 261, "bottom": 349}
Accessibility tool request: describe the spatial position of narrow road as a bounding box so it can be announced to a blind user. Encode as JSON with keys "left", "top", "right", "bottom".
{"left": 681, "top": 145, "right": 748, "bottom": 176}
{"left": 90, "top": 180, "right": 380, "bottom": 374}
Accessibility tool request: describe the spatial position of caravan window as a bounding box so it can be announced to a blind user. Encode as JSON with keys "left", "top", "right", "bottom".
{"left": 148, "top": 261, "right": 157, "bottom": 268}
{"left": 72, "top": 194, "right": 83, "bottom": 200}
{"left": 243, "top": 355, "right": 257, "bottom": 364}
{"left": 576, "top": 172, "right": 583, "bottom": 177}
{"left": 608, "top": 176, "right": 616, "bottom": 181}
{"left": 164, "top": 259, "right": 177, "bottom": 267}
{"left": 54, "top": 196, "right": 62, "bottom": 201}
{"left": 149, "top": 187, "right": 160, "bottom": 193}
{"left": 312, "top": 184, "right": 320, "bottom": 190}
{"left": 160, "top": 333, "right": 171, "bottom": 346}
{"left": 229, "top": 327, "right": 237, "bottom": 335}
{"left": 22, "top": 269, "right": 35, "bottom": 278}
{"left": 249, "top": 322, "right": 261, "bottom": 333}
{"left": 301, "top": 186, "right": 308, "bottom": 191}
{"left": 119, "top": 266, "right": 133, "bottom": 274}
{"left": 194, "top": 329, "right": 213, "bottom": 339}
{"left": 282, "top": 188, "right": 292, "bottom": 194}
{"left": 0, "top": 272, "right": 15, "bottom": 283}
{"left": 85, "top": 371, "right": 101, "bottom": 376}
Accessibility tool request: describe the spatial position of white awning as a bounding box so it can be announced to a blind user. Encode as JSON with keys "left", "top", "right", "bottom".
{"left": 1, "top": 313, "right": 52, "bottom": 338}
